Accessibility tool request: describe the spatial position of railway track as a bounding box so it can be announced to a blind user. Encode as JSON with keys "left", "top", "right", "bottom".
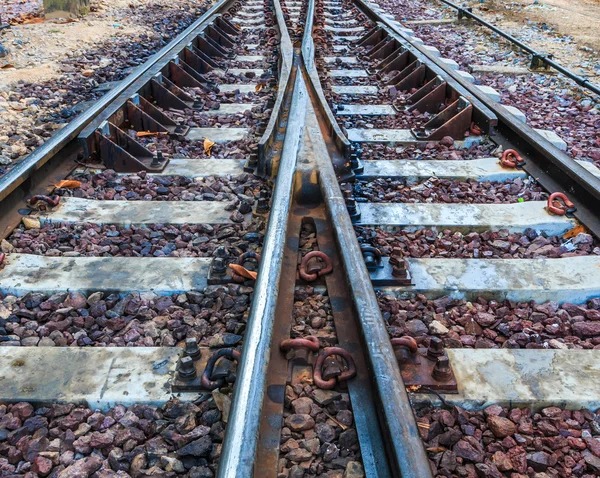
{"left": 0, "top": 0, "right": 600, "bottom": 476}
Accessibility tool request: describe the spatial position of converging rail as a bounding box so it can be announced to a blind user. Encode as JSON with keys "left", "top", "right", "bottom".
{"left": 0, "top": 0, "right": 600, "bottom": 476}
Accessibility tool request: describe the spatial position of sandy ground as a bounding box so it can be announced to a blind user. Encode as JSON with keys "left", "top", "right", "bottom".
{"left": 0, "top": 0, "right": 154, "bottom": 87}
{"left": 0, "top": 0, "right": 209, "bottom": 171}
{"left": 462, "top": 0, "right": 600, "bottom": 80}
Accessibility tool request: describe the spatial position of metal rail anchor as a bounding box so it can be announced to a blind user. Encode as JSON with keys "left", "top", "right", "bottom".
{"left": 280, "top": 336, "right": 321, "bottom": 365}
{"left": 230, "top": 251, "right": 261, "bottom": 283}
{"left": 392, "top": 336, "right": 458, "bottom": 392}
{"left": 547, "top": 192, "right": 577, "bottom": 217}
{"left": 313, "top": 347, "right": 357, "bottom": 390}
{"left": 500, "top": 149, "right": 526, "bottom": 168}
{"left": 201, "top": 348, "right": 242, "bottom": 390}
{"left": 298, "top": 251, "right": 333, "bottom": 282}
{"left": 27, "top": 195, "right": 61, "bottom": 211}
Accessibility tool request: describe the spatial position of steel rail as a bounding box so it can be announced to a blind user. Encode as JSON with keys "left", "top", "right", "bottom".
{"left": 354, "top": 0, "right": 600, "bottom": 237}
{"left": 257, "top": 0, "right": 295, "bottom": 176}
{"left": 216, "top": 1, "right": 300, "bottom": 475}
{"left": 301, "top": 79, "right": 434, "bottom": 478}
{"left": 300, "top": 2, "right": 434, "bottom": 476}
{"left": 0, "top": 0, "right": 232, "bottom": 203}
{"left": 438, "top": 0, "right": 600, "bottom": 97}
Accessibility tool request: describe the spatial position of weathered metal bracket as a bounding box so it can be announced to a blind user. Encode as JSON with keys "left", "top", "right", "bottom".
{"left": 368, "top": 256, "right": 414, "bottom": 286}
{"left": 135, "top": 96, "right": 189, "bottom": 135}
{"left": 172, "top": 346, "right": 240, "bottom": 392}
{"left": 374, "top": 49, "right": 409, "bottom": 78}
{"left": 396, "top": 347, "right": 458, "bottom": 393}
{"left": 95, "top": 123, "right": 168, "bottom": 173}
{"left": 414, "top": 97, "right": 473, "bottom": 141}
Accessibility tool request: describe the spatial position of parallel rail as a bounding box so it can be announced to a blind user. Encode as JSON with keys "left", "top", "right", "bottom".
{"left": 0, "top": 0, "right": 599, "bottom": 476}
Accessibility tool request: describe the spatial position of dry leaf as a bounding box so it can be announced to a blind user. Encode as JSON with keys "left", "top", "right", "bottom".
{"left": 22, "top": 17, "right": 44, "bottom": 24}
{"left": 229, "top": 264, "right": 257, "bottom": 280}
{"left": 53, "top": 18, "right": 76, "bottom": 24}
{"left": 563, "top": 224, "right": 587, "bottom": 239}
{"left": 55, "top": 180, "right": 82, "bottom": 189}
{"left": 1, "top": 64, "right": 15, "bottom": 70}
{"left": 426, "top": 447, "right": 447, "bottom": 453}
{"left": 204, "top": 138, "right": 215, "bottom": 156}
{"left": 136, "top": 131, "right": 168, "bottom": 138}
{"left": 255, "top": 83, "right": 263, "bottom": 92}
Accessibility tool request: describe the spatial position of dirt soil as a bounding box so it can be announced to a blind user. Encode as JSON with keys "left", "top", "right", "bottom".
{"left": 463, "top": 0, "right": 600, "bottom": 80}
{"left": 0, "top": 0, "right": 209, "bottom": 173}
{"left": 1, "top": 0, "right": 163, "bottom": 85}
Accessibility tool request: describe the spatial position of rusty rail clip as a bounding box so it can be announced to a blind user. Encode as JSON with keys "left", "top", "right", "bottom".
{"left": 547, "top": 192, "right": 576, "bottom": 217}
{"left": 280, "top": 336, "right": 320, "bottom": 352}
{"left": 313, "top": 347, "right": 357, "bottom": 390}
{"left": 500, "top": 149, "right": 525, "bottom": 168}
{"left": 231, "top": 251, "right": 261, "bottom": 283}
{"left": 201, "top": 348, "right": 241, "bottom": 390}
{"left": 28, "top": 195, "right": 61, "bottom": 211}
{"left": 298, "top": 251, "right": 333, "bottom": 282}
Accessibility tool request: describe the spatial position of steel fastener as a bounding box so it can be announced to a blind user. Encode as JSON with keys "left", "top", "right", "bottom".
{"left": 201, "top": 348, "right": 241, "bottom": 390}
{"left": 432, "top": 356, "right": 452, "bottom": 381}
{"left": 427, "top": 337, "right": 445, "bottom": 360}
{"left": 280, "top": 336, "right": 320, "bottom": 352}
{"left": 299, "top": 251, "right": 333, "bottom": 282}
{"left": 177, "top": 356, "right": 197, "bottom": 381}
{"left": 500, "top": 149, "right": 525, "bottom": 168}
{"left": 313, "top": 347, "right": 357, "bottom": 390}
{"left": 547, "top": 192, "right": 576, "bottom": 216}
{"left": 184, "top": 338, "right": 201, "bottom": 361}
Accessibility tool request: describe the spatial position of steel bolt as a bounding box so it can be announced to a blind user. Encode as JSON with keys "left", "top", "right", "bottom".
{"left": 346, "top": 197, "right": 357, "bottom": 213}
{"left": 184, "top": 338, "right": 201, "bottom": 361}
{"left": 388, "top": 247, "right": 404, "bottom": 266}
{"left": 427, "top": 337, "right": 444, "bottom": 360}
{"left": 211, "top": 246, "right": 228, "bottom": 275}
{"left": 256, "top": 198, "right": 270, "bottom": 214}
{"left": 432, "top": 356, "right": 452, "bottom": 381}
{"left": 177, "top": 356, "right": 197, "bottom": 381}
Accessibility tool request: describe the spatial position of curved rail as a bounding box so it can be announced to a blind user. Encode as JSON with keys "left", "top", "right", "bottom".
{"left": 299, "top": 0, "right": 434, "bottom": 475}
{"left": 216, "top": 0, "right": 301, "bottom": 475}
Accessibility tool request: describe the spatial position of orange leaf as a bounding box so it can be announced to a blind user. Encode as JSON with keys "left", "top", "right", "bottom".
{"left": 255, "top": 83, "right": 263, "bottom": 92}
{"left": 563, "top": 224, "right": 587, "bottom": 239}
{"left": 229, "top": 264, "right": 257, "bottom": 280}
{"left": 204, "top": 138, "right": 215, "bottom": 156}
{"left": 136, "top": 131, "right": 167, "bottom": 138}
{"left": 55, "top": 180, "right": 82, "bottom": 189}
{"left": 22, "top": 17, "right": 44, "bottom": 24}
